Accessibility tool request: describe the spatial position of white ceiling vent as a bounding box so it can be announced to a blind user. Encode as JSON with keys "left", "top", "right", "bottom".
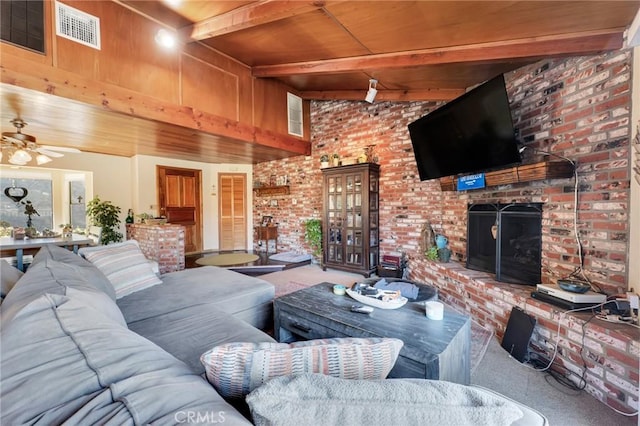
{"left": 55, "top": 1, "right": 101, "bottom": 50}
{"left": 287, "top": 93, "right": 303, "bottom": 137}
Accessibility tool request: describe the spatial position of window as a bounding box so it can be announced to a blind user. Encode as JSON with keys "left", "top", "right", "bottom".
{"left": 0, "top": 167, "right": 91, "bottom": 232}
{"left": 0, "top": 0, "right": 45, "bottom": 53}
{"left": 287, "top": 92, "right": 303, "bottom": 137}
{"left": 0, "top": 176, "right": 53, "bottom": 230}
{"left": 69, "top": 180, "right": 86, "bottom": 229}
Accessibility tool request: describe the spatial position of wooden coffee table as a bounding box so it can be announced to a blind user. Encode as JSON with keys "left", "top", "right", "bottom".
{"left": 273, "top": 282, "right": 471, "bottom": 384}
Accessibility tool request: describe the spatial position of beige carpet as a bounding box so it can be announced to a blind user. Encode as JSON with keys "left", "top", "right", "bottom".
{"left": 260, "top": 264, "right": 493, "bottom": 372}
{"left": 196, "top": 253, "right": 259, "bottom": 267}
{"left": 260, "top": 264, "right": 362, "bottom": 297}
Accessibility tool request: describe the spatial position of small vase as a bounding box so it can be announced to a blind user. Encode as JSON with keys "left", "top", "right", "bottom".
{"left": 438, "top": 248, "right": 451, "bottom": 262}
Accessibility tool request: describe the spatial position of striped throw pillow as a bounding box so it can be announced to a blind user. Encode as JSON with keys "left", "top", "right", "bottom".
{"left": 79, "top": 240, "right": 162, "bottom": 298}
{"left": 200, "top": 337, "right": 404, "bottom": 399}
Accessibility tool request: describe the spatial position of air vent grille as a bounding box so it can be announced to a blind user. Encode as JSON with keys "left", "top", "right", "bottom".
{"left": 287, "top": 93, "right": 303, "bottom": 137}
{"left": 55, "top": 1, "right": 100, "bottom": 50}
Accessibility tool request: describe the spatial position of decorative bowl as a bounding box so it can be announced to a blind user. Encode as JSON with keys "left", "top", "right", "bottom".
{"left": 345, "top": 288, "right": 408, "bottom": 310}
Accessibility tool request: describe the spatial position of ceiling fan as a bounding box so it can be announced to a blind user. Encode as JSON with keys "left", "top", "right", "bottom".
{"left": 1, "top": 118, "right": 80, "bottom": 165}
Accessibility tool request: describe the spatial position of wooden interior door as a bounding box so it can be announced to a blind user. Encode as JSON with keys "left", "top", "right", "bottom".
{"left": 157, "top": 166, "right": 202, "bottom": 253}
{"left": 219, "top": 173, "right": 247, "bottom": 251}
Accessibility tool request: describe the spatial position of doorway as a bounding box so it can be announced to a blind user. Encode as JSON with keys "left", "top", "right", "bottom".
{"left": 157, "top": 166, "right": 202, "bottom": 254}
{"left": 218, "top": 173, "right": 247, "bottom": 251}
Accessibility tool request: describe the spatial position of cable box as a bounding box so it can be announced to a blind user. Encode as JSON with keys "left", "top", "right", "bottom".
{"left": 531, "top": 291, "right": 603, "bottom": 311}
{"left": 536, "top": 284, "right": 606, "bottom": 303}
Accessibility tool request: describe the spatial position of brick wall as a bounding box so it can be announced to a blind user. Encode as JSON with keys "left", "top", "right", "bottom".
{"left": 255, "top": 50, "right": 631, "bottom": 294}
{"left": 126, "top": 223, "right": 185, "bottom": 273}
{"left": 253, "top": 51, "right": 638, "bottom": 413}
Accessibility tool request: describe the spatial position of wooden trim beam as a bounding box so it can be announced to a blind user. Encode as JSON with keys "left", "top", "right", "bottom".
{"left": 300, "top": 88, "right": 465, "bottom": 102}
{"left": 253, "top": 29, "right": 625, "bottom": 77}
{"left": 180, "top": 0, "right": 330, "bottom": 41}
{"left": 0, "top": 53, "right": 310, "bottom": 156}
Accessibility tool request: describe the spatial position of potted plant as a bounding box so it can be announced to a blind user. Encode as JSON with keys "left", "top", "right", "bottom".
{"left": 425, "top": 246, "right": 439, "bottom": 261}
{"left": 86, "top": 196, "right": 123, "bottom": 245}
{"left": 59, "top": 223, "right": 73, "bottom": 240}
{"left": 320, "top": 154, "right": 329, "bottom": 168}
{"left": 332, "top": 153, "right": 340, "bottom": 166}
{"left": 304, "top": 218, "right": 323, "bottom": 262}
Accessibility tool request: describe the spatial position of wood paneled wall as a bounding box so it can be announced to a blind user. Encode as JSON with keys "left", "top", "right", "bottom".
{"left": 1, "top": 0, "right": 309, "bottom": 143}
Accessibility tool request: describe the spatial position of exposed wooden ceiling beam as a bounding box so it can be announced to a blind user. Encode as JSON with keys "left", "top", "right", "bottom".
{"left": 253, "top": 29, "right": 625, "bottom": 77}
{"left": 300, "top": 88, "right": 465, "bottom": 102}
{"left": 180, "top": 0, "right": 331, "bottom": 41}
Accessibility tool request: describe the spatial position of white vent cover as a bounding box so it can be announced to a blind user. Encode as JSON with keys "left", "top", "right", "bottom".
{"left": 55, "top": 1, "right": 101, "bottom": 50}
{"left": 287, "top": 93, "right": 303, "bottom": 137}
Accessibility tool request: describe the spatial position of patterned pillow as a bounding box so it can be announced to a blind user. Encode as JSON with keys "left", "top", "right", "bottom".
{"left": 200, "top": 337, "right": 404, "bottom": 399}
{"left": 78, "top": 240, "right": 162, "bottom": 298}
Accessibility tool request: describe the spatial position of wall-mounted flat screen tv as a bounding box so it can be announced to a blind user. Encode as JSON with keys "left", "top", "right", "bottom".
{"left": 408, "top": 74, "right": 521, "bottom": 181}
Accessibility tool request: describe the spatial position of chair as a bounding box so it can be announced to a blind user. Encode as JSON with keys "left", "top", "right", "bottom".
{"left": 87, "top": 226, "right": 102, "bottom": 245}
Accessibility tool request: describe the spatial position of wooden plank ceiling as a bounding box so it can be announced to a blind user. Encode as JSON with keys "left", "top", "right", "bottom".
{"left": 2, "top": 0, "right": 639, "bottom": 165}
{"left": 162, "top": 0, "right": 638, "bottom": 99}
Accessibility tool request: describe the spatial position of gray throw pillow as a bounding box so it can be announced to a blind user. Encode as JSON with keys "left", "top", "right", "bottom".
{"left": 247, "top": 374, "right": 524, "bottom": 426}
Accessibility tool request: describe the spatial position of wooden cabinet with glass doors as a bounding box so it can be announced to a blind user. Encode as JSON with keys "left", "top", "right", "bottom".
{"left": 322, "top": 163, "right": 379, "bottom": 276}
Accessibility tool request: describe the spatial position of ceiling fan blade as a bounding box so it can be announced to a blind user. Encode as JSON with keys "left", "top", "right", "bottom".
{"left": 36, "top": 148, "right": 64, "bottom": 158}
{"left": 39, "top": 145, "right": 81, "bottom": 153}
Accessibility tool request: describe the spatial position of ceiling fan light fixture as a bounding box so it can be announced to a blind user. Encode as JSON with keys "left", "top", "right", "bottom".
{"left": 36, "top": 153, "right": 53, "bottom": 165}
{"left": 9, "top": 149, "right": 31, "bottom": 165}
{"left": 365, "top": 79, "right": 378, "bottom": 103}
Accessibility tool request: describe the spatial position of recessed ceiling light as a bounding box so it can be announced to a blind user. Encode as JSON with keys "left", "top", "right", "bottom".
{"left": 155, "top": 29, "right": 176, "bottom": 49}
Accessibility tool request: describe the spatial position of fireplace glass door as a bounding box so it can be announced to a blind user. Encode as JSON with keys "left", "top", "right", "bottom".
{"left": 467, "top": 203, "right": 542, "bottom": 285}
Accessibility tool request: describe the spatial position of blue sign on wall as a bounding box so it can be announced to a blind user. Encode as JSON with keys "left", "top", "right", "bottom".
{"left": 457, "top": 173, "right": 486, "bottom": 191}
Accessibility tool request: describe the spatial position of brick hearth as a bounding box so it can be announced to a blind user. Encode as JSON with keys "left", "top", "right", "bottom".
{"left": 412, "top": 260, "right": 639, "bottom": 415}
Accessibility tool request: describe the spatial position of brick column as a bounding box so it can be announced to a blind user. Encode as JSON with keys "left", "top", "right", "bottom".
{"left": 127, "top": 224, "right": 185, "bottom": 273}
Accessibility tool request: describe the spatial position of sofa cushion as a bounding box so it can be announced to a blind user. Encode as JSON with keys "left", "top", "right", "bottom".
{"left": 116, "top": 265, "right": 275, "bottom": 329}
{"left": 201, "top": 337, "right": 404, "bottom": 399}
{"left": 1, "top": 259, "right": 23, "bottom": 300}
{"left": 30, "top": 244, "right": 116, "bottom": 299}
{"left": 127, "top": 302, "right": 275, "bottom": 375}
{"left": 1, "top": 257, "right": 118, "bottom": 323}
{"left": 117, "top": 266, "right": 274, "bottom": 321}
{"left": 1, "top": 292, "right": 251, "bottom": 425}
{"left": 79, "top": 240, "right": 162, "bottom": 298}
{"left": 247, "top": 374, "right": 525, "bottom": 426}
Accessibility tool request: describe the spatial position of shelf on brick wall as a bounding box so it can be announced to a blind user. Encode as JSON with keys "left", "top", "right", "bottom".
{"left": 439, "top": 160, "right": 574, "bottom": 191}
{"left": 254, "top": 185, "right": 290, "bottom": 197}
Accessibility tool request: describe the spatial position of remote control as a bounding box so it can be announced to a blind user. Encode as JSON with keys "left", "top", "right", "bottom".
{"left": 350, "top": 305, "right": 374, "bottom": 314}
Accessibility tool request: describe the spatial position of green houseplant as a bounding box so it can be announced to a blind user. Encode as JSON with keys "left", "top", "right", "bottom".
{"left": 86, "top": 196, "right": 123, "bottom": 245}
{"left": 425, "top": 246, "right": 439, "bottom": 261}
{"left": 304, "top": 218, "right": 323, "bottom": 261}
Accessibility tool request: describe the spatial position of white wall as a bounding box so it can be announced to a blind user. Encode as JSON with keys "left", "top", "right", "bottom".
{"left": 1, "top": 152, "right": 254, "bottom": 251}
{"left": 132, "top": 155, "right": 253, "bottom": 251}
{"left": 629, "top": 46, "right": 640, "bottom": 293}
{"left": 1, "top": 152, "right": 129, "bottom": 232}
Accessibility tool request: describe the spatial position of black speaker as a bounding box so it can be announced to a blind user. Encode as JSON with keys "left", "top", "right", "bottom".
{"left": 501, "top": 306, "right": 536, "bottom": 362}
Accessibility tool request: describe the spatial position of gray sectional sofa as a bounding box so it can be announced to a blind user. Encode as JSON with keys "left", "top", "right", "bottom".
{"left": 0, "top": 243, "right": 275, "bottom": 425}
{"left": 1, "top": 243, "right": 549, "bottom": 426}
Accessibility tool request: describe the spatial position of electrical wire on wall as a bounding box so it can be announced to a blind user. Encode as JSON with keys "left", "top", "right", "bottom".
{"left": 519, "top": 299, "right": 638, "bottom": 417}
{"left": 518, "top": 146, "right": 601, "bottom": 293}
